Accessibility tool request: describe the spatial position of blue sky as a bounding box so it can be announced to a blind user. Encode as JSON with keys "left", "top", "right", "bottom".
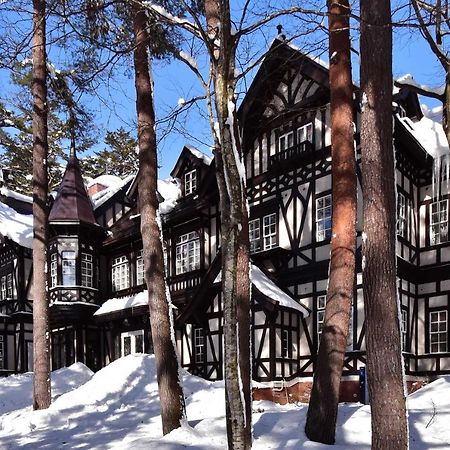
{"left": 0, "top": 7, "right": 446, "bottom": 180}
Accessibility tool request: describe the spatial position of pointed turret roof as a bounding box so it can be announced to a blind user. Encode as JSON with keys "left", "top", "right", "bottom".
{"left": 49, "top": 146, "right": 97, "bottom": 226}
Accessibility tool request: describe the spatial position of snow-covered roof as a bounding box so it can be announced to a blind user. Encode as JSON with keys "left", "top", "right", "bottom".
{"left": 0, "top": 200, "right": 33, "bottom": 248}
{"left": 87, "top": 175, "right": 123, "bottom": 189}
{"left": 0, "top": 187, "right": 32, "bottom": 204}
{"left": 185, "top": 145, "right": 212, "bottom": 166}
{"left": 94, "top": 290, "right": 148, "bottom": 316}
{"left": 90, "top": 174, "right": 135, "bottom": 209}
{"left": 215, "top": 265, "right": 309, "bottom": 316}
{"left": 399, "top": 114, "right": 449, "bottom": 159}
{"left": 158, "top": 178, "right": 182, "bottom": 214}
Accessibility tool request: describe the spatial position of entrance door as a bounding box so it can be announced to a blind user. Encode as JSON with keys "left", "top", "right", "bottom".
{"left": 120, "top": 330, "right": 144, "bottom": 357}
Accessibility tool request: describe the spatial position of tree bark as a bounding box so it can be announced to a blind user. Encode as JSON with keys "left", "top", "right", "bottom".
{"left": 131, "top": 2, "right": 185, "bottom": 435}
{"left": 32, "top": 0, "right": 51, "bottom": 411}
{"left": 360, "top": 1, "right": 408, "bottom": 449}
{"left": 305, "top": 0, "right": 356, "bottom": 444}
{"left": 205, "top": 1, "right": 252, "bottom": 448}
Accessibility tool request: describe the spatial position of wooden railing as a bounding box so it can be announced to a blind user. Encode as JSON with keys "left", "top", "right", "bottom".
{"left": 270, "top": 141, "right": 314, "bottom": 167}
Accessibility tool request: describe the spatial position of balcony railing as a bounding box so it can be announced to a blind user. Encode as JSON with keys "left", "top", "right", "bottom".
{"left": 270, "top": 141, "right": 314, "bottom": 168}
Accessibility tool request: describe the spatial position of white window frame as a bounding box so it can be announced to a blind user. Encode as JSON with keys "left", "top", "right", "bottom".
{"left": 194, "top": 327, "right": 205, "bottom": 364}
{"left": 0, "top": 335, "right": 3, "bottom": 369}
{"left": 279, "top": 131, "right": 294, "bottom": 152}
{"left": 397, "top": 192, "right": 408, "bottom": 238}
{"left": 297, "top": 122, "right": 313, "bottom": 144}
{"left": 62, "top": 250, "right": 76, "bottom": 286}
{"left": 1, "top": 276, "right": 6, "bottom": 300}
{"left": 185, "top": 169, "right": 197, "bottom": 195}
{"left": 430, "top": 199, "right": 448, "bottom": 245}
{"left": 81, "top": 253, "right": 93, "bottom": 288}
{"left": 176, "top": 232, "right": 200, "bottom": 275}
{"left": 50, "top": 253, "right": 57, "bottom": 288}
{"left": 112, "top": 255, "right": 130, "bottom": 292}
{"left": 281, "top": 329, "right": 290, "bottom": 358}
{"left": 401, "top": 309, "right": 408, "bottom": 351}
{"left": 6, "top": 273, "right": 12, "bottom": 298}
{"left": 121, "top": 330, "right": 144, "bottom": 357}
{"left": 317, "top": 295, "right": 326, "bottom": 343}
{"left": 316, "top": 194, "right": 332, "bottom": 242}
{"left": 249, "top": 218, "right": 261, "bottom": 253}
{"left": 430, "top": 310, "right": 448, "bottom": 353}
{"left": 263, "top": 213, "right": 277, "bottom": 250}
{"left": 136, "top": 250, "right": 145, "bottom": 285}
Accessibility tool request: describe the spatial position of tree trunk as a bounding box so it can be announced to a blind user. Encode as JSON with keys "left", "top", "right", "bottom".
{"left": 131, "top": 2, "right": 185, "bottom": 436}
{"left": 305, "top": 0, "right": 356, "bottom": 444}
{"left": 360, "top": 1, "right": 408, "bottom": 449}
{"left": 205, "top": 1, "right": 252, "bottom": 448}
{"left": 32, "top": 0, "right": 51, "bottom": 411}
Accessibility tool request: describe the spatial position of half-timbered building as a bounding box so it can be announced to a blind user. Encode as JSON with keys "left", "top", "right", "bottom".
{"left": 1, "top": 37, "right": 450, "bottom": 403}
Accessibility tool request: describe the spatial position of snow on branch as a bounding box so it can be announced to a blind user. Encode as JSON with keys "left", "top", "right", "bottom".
{"left": 395, "top": 74, "right": 445, "bottom": 101}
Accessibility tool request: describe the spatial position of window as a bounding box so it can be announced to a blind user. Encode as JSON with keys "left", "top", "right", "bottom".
{"left": 81, "top": 253, "right": 93, "bottom": 288}
{"left": 176, "top": 232, "right": 200, "bottom": 275}
{"left": 194, "top": 327, "right": 205, "bottom": 364}
{"left": 401, "top": 309, "right": 408, "bottom": 351}
{"left": 136, "top": 250, "right": 145, "bottom": 285}
{"left": 121, "top": 330, "right": 144, "bottom": 357}
{"left": 316, "top": 195, "right": 332, "bottom": 242}
{"left": 185, "top": 169, "right": 197, "bottom": 195}
{"left": 430, "top": 310, "right": 447, "bottom": 353}
{"left": 0, "top": 336, "right": 3, "bottom": 369}
{"left": 430, "top": 200, "right": 448, "bottom": 245}
{"left": 279, "top": 131, "right": 294, "bottom": 152}
{"left": 112, "top": 255, "right": 130, "bottom": 291}
{"left": 62, "top": 251, "right": 76, "bottom": 286}
{"left": 6, "top": 274, "right": 12, "bottom": 298}
{"left": 281, "top": 329, "right": 291, "bottom": 358}
{"left": 0, "top": 276, "right": 6, "bottom": 300}
{"left": 397, "top": 192, "right": 408, "bottom": 238}
{"left": 249, "top": 219, "right": 261, "bottom": 253}
{"left": 317, "top": 295, "right": 326, "bottom": 343}
{"left": 297, "top": 122, "right": 313, "bottom": 143}
{"left": 50, "top": 253, "right": 57, "bottom": 288}
{"left": 263, "top": 213, "right": 277, "bottom": 250}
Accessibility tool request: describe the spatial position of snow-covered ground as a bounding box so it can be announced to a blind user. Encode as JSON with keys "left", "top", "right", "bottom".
{"left": 0, "top": 355, "right": 448, "bottom": 449}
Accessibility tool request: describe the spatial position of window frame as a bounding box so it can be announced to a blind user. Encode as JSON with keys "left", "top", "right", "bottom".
{"left": 401, "top": 308, "right": 408, "bottom": 351}
{"left": 0, "top": 276, "right": 6, "bottom": 300}
{"left": 429, "top": 309, "right": 448, "bottom": 354}
{"left": 111, "top": 255, "right": 130, "bottom": 292}
{"left": 194, "top": 327, "right": 205, "bottom": 364}
{"left": 316, "top": 194, "right": 332, "bottom": 242}
{"left": 50, "top": 253, "right": 57, "bottom": 288}
{"left": 175, "top": 231, "right": 201, "bottom": 275}
{"left": 430, "top": 199, "right": 448, "bottom": 245}
{"left": 81, "top": 253, "right": 93, "bottom": 288}
{"left": 136, "top": 250, "right": 145, "bottom": 285}
{"left": 317, "top": 294, "right": 326, "bottom": 344}
{"left": 279, "top": 130, "right": 294, "bottom": 152}
{"left": 6, "top": 273, "right": 12, "bottom": 298}
{"left": 62, "top": 250, "right": 76, "bottom": 286}
{"left": 297, "top": 122, "right": 313, "bottom": 144}
{"left": 184, "top": 169, "right": 197, "bottom": 195}
{"left": 281, "top": 329, "right": 291, "bottom": 358}
{"left": 397, "top": 192, "right": 408, "bottom": 239}
{"left": 249, "top": 218, "right": 261, "bottom": 253}
{"left": 263, "top": 213, "right": 277, "bottom": 250}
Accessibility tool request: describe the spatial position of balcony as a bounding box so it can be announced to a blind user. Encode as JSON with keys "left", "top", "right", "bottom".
{"left": 269, "top": 141, "right": 315, "bottom": 172}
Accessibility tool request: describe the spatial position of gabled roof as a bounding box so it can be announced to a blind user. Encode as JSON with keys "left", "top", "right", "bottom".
{"left": 48, "top": 153, "right": 98, "bottom": 226}
{"left": 170, "top": 145, "right": 213, "bottom": 179}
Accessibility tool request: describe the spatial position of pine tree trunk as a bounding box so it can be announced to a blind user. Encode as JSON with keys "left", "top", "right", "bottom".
{"left": 131, "top": 3, "right": 185, "bottom": 436}
{"left": 32, "top": 0, "right": 51, "bottom": 411}
{"left": 360, "top": 1, "right": 408, "bottom": 449}
{"left": 205, "top": 1, "right": 252, "bottom": 448}
{"left": 305, "top": 1, "right": 356, "bottom": 443}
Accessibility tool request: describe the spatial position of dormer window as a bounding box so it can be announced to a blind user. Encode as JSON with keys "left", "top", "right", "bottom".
{"left": 185, "top": 169, "right": 197, "bottom": 195}
{"left": 298, "top": 122, "right": 313, "bottom": 143}
{"left": 62, "top": 251, "right": 76, "bottom": 286}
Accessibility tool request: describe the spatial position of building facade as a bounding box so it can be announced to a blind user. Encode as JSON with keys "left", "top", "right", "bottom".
{"left": 0, "top": 38, "right": 449, "bottom": 402}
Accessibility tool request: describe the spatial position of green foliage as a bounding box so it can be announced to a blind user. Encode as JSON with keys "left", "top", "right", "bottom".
{"left": 80, "top": 127, "right": 138, "bottom": 178}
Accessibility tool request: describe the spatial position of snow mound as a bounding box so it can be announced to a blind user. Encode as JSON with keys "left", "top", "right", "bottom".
{"left": 87, "top": 174, "right": 123, "bottom": 189}
{"left": 0, "top": 200, "right": 34, "bottom": 248}
{"left": 91, "top": 174, "right": 135, "bottom": 209}
{"left": 185, "top": 144, "right": 212, "bottom": 166}
{"left": 94, "top": 290, "right": 148, "bottom": 316}
{"left": 158, "top": 178, "right": 182, "bottom": 214}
